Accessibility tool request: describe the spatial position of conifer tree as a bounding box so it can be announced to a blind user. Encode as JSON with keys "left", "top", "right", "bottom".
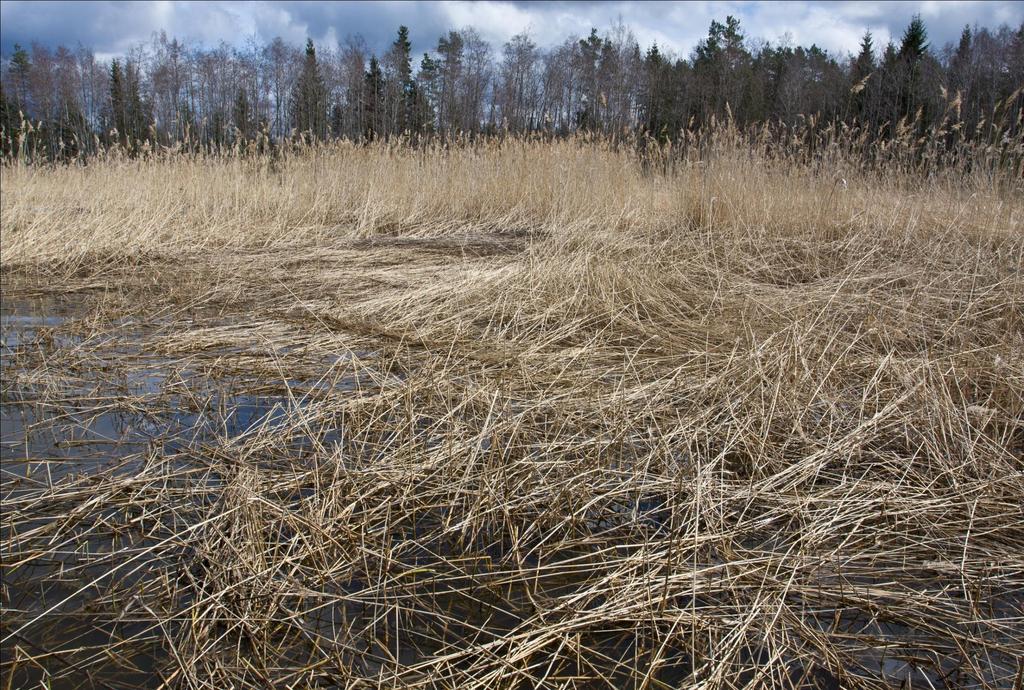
{"left": 436, "top": 31, "right": 464, "bottom": 132}
{"left": 953, "top": 26, "right": 972, "bottom": 69}
{"left": 416, "top": 53, "right": 439, "bottom": 133}
{"left": 851, "top": 31, "right": 876, "bottom": 120}
{"left": 330, "top": 103, "right": 344, "bottom": 138}
{"left": 124, "top": 60, "right": 151, "bottom": 146}
{"left": 0, "top": 83, "right": 18, "bottom": 156}
{"left": 641, "top": 43, "right": 673, "bottom": 138}
{"left": 233, "top": 88, "right": 252, "bottom": 140}
{"left": 9, "top": 45, "right": 31, "bottom": 111}
{"left": 210, "top": 109, "right": 227, "bottom": 147}
{"left": 364, "top": 56, "right": 385, "bottom": 139}
{"left": 575, "top": 29, "right": 603, "bottom": 130}
{"left": 897, "top": 15, "right": 931, "bottom": 126}
{"left": 692, "top": 16, "right": 751, "bottom": 120}
{"left": 852, "top": 31, "right": 875, "bottom": 82}
{"left": 290, "top": 39, "right": 328, "bottom": 139}
{"left": 109, "top": 58, "right": 127, "bottom": 143}
{"left": 390, "top": 26, "right": 416, "bottom": 133}
{"left": 899, "top": 15, "right": 929, "bottom": 62}
{"left": 949, "top": 26, "right": 973, "bottom": 103}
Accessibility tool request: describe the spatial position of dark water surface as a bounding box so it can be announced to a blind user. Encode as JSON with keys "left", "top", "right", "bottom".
{"left": 1, "top": 286, "right": 360, "bottom": 688}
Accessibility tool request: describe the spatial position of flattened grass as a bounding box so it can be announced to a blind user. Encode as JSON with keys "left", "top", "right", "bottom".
{"left": 1, "top": 135, "right": 1022, "bottom": 688}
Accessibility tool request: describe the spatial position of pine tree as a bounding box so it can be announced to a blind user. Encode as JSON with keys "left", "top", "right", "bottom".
{"left": 693, "top": 17, "right": 751, "bottom": 121}
{"left": 722, "top": 16, "right": 746, "bottom": 65}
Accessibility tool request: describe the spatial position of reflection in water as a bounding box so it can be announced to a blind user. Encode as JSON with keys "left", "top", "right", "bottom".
{"left": 2, "top": 288, "right": 359, "bottom": 688}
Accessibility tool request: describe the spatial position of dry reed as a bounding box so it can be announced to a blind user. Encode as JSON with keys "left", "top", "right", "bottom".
{"left": 1, "top": 129, "right": 1022, "bottom": 689}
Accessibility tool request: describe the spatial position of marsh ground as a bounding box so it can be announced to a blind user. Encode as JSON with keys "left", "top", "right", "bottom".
{"left": 2, "top": 140, "right": 1023, "bottom": 688}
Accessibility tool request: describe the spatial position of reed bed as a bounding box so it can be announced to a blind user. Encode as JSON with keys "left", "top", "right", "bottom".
{"left": 1, "top": 132, "right": 1023, "bottom": 689}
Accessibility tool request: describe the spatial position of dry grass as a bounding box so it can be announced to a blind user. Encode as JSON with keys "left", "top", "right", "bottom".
{"left": 1, "top": 133, "right": 1023, "bottom": 689}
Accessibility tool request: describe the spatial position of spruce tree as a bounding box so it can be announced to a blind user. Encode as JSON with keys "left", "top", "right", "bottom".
{"left": 392, "top": 26, "right": 415, "bottom": 133}
{"left": 0, "top": 83, "right": 18, "bottom": 157}
{"left": 899, "top": 15, "right": 929, "bottom": 62}
{"left": 364, "top": 56, "right": 385, "bottom": 140}
{"left": 290, "top": 39, "right": 328, "bottom": 139}
{"left": 851, "top": 31, "right": 876, "bottom": 121}
{"left": 852, "top": 31, "right": 875, "bottom": 82}
{"left": 9, "top": 45, "right": 31, "bottom": 111}
{"left": 897, "top": 15, "right": 930, "bottom": 125}
{"left": 436, "top": 32, "right": 463, "bottom": 131}
{"left": 233, "top": 88, "right": 252, "bottom": 140}
{"left": 876, "top": 42, "right": 901, "bottom": 124}
{"left": 210, "top": 109, "right": 227, "bottom": 147}
{"left": 642, "top": 43, "right": 667, "bottom": 136}
{"left": 416, "top": 53, "right": 438, "bottom": 134}
{"left": 330, "top": 102, "right": 344, "bottom": 138}
{"left": 124, "top": 60, "right": 151, "bottom": 145}
{"left": 109, "top": 59, "right": 127, "bottom": 144}
{"left": 954, "top": 26, "right": 972, "bottom": 66}
{"left": 950, "top": 26, "right": 972, "bottom": 98}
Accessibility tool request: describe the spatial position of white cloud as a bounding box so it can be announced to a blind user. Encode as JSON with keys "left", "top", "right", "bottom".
{"left": 1, "top": 0, "right": 1020, "bottom": 59}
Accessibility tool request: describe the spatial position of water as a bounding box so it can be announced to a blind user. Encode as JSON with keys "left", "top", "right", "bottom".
{"left": 0, "top": 287, "right": 360, "bottom": 480}
{"left": 2, "top": 284, "right": 1021, "bottom": 688}
{"left": 1, "top": 285, "right": 363, "bottom": 687}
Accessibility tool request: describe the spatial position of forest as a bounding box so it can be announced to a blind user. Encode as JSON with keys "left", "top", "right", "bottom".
{"left": 1, "top": 13, "right": 1023, "bottom": 158}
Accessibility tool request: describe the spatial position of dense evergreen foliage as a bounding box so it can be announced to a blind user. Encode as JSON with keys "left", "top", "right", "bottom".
{"left": 1, "top": 14, "right": 1021, "bottom": 159}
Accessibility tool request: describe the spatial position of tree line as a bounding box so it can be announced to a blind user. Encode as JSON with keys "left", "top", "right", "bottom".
{"left": 1, "top": 14, "right": 1022, "bottom": 159}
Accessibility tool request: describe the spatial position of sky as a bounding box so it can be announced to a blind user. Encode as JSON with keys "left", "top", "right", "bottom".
{"left": 1, "top": 1, "right": 1021, "bottom": 62}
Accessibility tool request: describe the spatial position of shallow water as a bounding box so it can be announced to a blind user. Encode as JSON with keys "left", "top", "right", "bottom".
{"left": 2, "top": 285, "right": 1021, "bottom": 689}
{"left": 0, "top": 287, "right": 361, "bottom": 687}
{"left": 0, "top": 288, "right": 355, "bottom": 481}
